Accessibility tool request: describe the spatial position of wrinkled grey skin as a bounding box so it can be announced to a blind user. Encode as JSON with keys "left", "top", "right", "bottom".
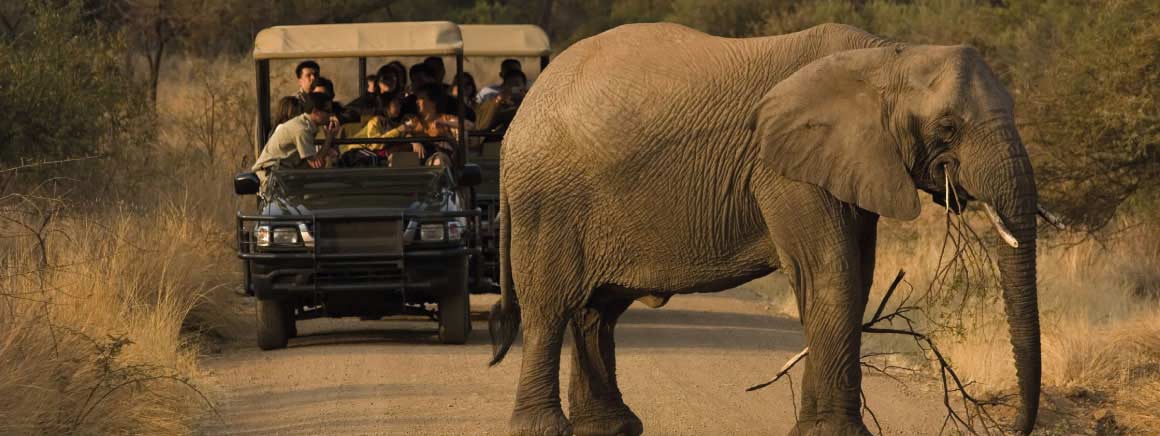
{"left": 489, "top": 23, "right": 1040, "bottom": 436}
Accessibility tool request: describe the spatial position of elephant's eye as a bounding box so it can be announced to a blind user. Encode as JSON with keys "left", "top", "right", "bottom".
{"left": 934, "top": 119, "right": 958, "bottom": 142}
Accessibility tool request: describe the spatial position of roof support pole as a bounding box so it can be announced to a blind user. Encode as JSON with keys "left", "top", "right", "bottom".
{"left": 358, "top": 57, "right": 367, "bottom": 97}
{"left": 456, "top": 52, "right": 466, "bottom": 169}
{"left": 255, "top": 59, "right": 271, "bottom": 161}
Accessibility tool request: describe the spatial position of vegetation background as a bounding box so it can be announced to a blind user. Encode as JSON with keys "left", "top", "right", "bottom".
{"left": 0, "top": 0, "right": 1155, "bottom": 434}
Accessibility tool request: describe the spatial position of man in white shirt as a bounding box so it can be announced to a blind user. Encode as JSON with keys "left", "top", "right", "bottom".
{"left": 476, "top": 58, "right": 528, "bottom": 104}
{"left": 252, "top": 93, "right": 340, "bottom": 188}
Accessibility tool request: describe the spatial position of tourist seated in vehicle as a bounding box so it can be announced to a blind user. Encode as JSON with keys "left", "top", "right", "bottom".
{"left": 305, "top": 76, "right": 354, "bottom": 124}
{"left": 386, "top": 61, "right": 408, "bottom": 91}
{"left": 345, "top": 74, "right": 380, "bottom": 116}
{"left": 273, "top": 96, "right": 303, "bottom": 126}
{"left": 350, "top": 83, "right": 473, "bottom": 166}
{"left": 476, "top": 58, "right": 523, "bottom": 104}
{"left": 424, "top": 56, "right": 448, "bottom": 90}
{"left": 293, "top": 60, "right": 320, "bottom": 103}
{"left": 475, "top": 69, "right": 527, "bottom": 132}
{"left": 252, "top": 92, "right": 340, "bottom": 187}
{"left": 451, "top": 72, "right": 478, "bottom": 122}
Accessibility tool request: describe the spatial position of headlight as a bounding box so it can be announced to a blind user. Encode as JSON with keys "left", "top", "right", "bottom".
{"left": 254, "top": 224, "right": 306, "bottom": 247}
{"left": 271, "top": 227, "right": 300, "bottom": 245}
{"left": 420, "top": 223, "right": 445, "bottom": 241}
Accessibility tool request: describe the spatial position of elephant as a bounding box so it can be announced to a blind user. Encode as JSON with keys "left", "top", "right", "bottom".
{"left": 488, "top": 22, "right": 1046, "bottom": 436}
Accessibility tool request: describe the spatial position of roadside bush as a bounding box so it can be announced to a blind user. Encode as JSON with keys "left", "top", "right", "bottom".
{"left": 0, "top": 1, "right": 147, "bottom": 168}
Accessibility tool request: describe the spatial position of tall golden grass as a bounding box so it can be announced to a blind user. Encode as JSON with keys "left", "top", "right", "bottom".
{"left": 0, "top": 57, "right": 249, "bottom": 435}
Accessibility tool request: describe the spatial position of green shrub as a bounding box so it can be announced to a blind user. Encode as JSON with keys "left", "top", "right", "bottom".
{"left": 0, "top": 1, "right": 147, "bottom": 167}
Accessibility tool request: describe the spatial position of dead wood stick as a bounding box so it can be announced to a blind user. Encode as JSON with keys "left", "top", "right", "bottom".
{"left": 747, "top": 347, "right": 809, "bottom": 392}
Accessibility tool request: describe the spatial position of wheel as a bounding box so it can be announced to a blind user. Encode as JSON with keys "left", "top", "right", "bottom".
{"left": 284, "top": 304, "right": 298, "bottom": 338}
{"left": 256, "top": 299, "right": 290, "bottom": 350}
{"left": 438, "top": 259, "right": 471, "bottom": 344}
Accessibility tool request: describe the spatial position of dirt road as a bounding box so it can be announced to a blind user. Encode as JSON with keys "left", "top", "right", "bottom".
{"left": 197, "top": 285, "right": 946, "bottom": 435}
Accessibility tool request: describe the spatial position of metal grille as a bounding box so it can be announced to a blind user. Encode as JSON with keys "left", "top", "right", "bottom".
{"left": 316, "top": 220, "right": 403, "bottom": 254}
{"left": 315, "top": 262, "right": 404, "bottom": 285}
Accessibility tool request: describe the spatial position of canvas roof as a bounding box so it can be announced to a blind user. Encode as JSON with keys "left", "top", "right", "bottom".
{"left": 460, "top": 25, "right": 551, "bottom": 57}
{"left": 253, "top": 21, "right": 463, "bottom": 60}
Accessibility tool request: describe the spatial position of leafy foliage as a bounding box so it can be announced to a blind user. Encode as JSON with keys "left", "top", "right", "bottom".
{"left": 0, "top": 1, "right": 145, "bottom": 166}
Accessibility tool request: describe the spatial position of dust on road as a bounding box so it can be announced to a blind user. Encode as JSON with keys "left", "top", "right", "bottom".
{"left": 197, "top": 287, "right": 945, "bottom": 435}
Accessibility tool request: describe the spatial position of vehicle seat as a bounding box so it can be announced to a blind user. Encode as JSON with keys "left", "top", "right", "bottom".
{"left": 390, "top": 152, "right": 421, "bottom": 168}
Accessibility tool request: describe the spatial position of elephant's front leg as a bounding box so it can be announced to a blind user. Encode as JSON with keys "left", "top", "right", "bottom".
{"left": 793, "top": 270, "right": 870, "bottom": 436}
{"left": 761, "top": 188, "right": 874, "bottom": 436}
{"left": 567, "top": 293, "right": 642, "bottom": 436}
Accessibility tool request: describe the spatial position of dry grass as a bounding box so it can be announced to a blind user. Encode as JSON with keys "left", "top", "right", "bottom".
{"left": 0, "top": 200, "right": 240, "bottom": 434}
{"left": 0, "top": 57, "right": 251, "bottom": 435}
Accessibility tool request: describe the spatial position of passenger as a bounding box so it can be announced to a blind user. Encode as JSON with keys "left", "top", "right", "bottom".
{"left": 423, "top": 56, "right": 447, "bottom": 88}
{"left": 387, "top": 61, "right": 408, "bottom": 92}
{"left": 476, "top": 58, "right": 522, "bottom": 104}
{"left": 375, "top": 64, "right": 402, "bottom": 95}
{"left": 475, "top": 69, "right": 527, "bottom": 131}
{"left": 346, "top": 74, "right": 381, "bottom": 116}
{"left": 402, "top": 63, "right": 439, "bottom": 117}
{"left": 293, "top": 60, "right": 320, "bottom": 103}
{"left": 357, "top": 83, "right": 474, "bottom": 165}
{"left": 450, "top": 72, "right": 478, "bottom": 122}
{"left": 408, "top": 63, "right": 437, "bottom": 93}
{"left": 252, "top": 92, "right": 340, "bottom": 187}
{"left": 309, "top": 76, "right": 358, "bottom": 124}
{"left": 273, "top": 96, "right": 303, "bottom": 126}
{"left": 364, "top": 74, "right": 377, "bottom": 94}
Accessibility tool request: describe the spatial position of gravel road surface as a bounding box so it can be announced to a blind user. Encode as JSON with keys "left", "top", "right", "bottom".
{"left": 198, "top": 286, "right": 945, "bottom": 435}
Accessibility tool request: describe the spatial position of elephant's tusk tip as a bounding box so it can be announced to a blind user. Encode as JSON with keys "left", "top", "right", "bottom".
{"left": 1037, "top": 204, "right": 1067, "bottom": 231}
{"left": 983, "top": 203, "right": 1021, "bottom": 248}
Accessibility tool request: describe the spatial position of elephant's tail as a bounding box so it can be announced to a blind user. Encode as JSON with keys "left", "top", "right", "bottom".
{"left": 488, "top": 186, "right": 520, "bottom": 367}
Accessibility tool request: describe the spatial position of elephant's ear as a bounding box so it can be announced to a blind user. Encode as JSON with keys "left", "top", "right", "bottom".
{"left": 746, "top": 50, "right": 921, "bottom": 220}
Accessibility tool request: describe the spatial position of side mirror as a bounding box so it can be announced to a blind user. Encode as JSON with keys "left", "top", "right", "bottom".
{"left": 234, "top": 172, "right": 260, "bottom": 195}
{"left": 458, "top": 163, "right": 482, "bottom": 188}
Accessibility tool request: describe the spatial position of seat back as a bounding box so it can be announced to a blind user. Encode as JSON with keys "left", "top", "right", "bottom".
{"left": 390, "top": 152, "right": 421, "bottom": 168}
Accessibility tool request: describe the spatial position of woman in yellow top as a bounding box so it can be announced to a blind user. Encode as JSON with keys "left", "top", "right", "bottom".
{"left": 354, "top": 83, "right": 474, "bottom": 164}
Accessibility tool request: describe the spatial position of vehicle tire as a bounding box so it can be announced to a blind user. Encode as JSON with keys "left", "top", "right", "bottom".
{"left": 256, "top": 299, "right": 290, "bottom": 350}
{"left": 284, "top": 305, "right": 298, "bottom": 338}
{"left": 438, "top": 259, "right": 471, "bottom": 344}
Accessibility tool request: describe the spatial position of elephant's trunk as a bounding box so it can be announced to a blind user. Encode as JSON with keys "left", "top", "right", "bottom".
{"left": 957, "top": 127, "right": 1040, "bottom": 435}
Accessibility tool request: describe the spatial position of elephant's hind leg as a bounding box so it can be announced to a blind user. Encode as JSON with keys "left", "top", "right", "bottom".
{"left": 510, "top": 304, "right": 572, "bottom": 436}
{"left": 567, "top": 291, "right": 642, "bottom": 436}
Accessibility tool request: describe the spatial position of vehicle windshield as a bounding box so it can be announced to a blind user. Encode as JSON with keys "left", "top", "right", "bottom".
{"left": 270, "top": 167, "right": 449, "bottom": 198}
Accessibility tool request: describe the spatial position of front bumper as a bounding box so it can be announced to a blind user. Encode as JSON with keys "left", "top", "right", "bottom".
{"left": 237, "top": 210, "right": 481, "bottom": 299}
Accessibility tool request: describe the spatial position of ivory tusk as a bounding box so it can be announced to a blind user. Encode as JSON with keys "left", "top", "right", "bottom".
{"left": 983, "top": 203, "right": 1020, "bottom": 248}
{"left": 1037, "top": 205, "right": 1067, "bottom": 230}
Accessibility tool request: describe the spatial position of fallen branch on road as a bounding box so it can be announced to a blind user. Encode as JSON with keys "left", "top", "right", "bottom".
{"left": 746, "top": 269, "right": 1007, "bottom": 435}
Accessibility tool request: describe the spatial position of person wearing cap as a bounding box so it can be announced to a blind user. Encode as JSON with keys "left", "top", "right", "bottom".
{"left": 252, "top": 92, "right": 340, "bottom": 189}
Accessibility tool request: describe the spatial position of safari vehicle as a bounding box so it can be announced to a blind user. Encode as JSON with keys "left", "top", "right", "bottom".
{"left": 459, "top": 24, "right": 551, "bottom": 292}
{"left": 234, "top": 22, "right": 484, "bottom": 349}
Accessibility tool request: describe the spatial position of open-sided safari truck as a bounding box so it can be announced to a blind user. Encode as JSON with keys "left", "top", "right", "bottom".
{"left": 233, "top": 22, "right": 486, "bottom": 349}
{"left": 460, "top": 24, "right": 551, "bottom": 293}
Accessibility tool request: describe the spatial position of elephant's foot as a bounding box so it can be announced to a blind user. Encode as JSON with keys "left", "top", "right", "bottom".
{"left": 569, "top": 401, "right": 643, "bottom": 436}
{"left": 509, "top": 406, "right": 572, "bottom": 436}
{"left": 788, "top": 417, "right": 871, "bottom": 436}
